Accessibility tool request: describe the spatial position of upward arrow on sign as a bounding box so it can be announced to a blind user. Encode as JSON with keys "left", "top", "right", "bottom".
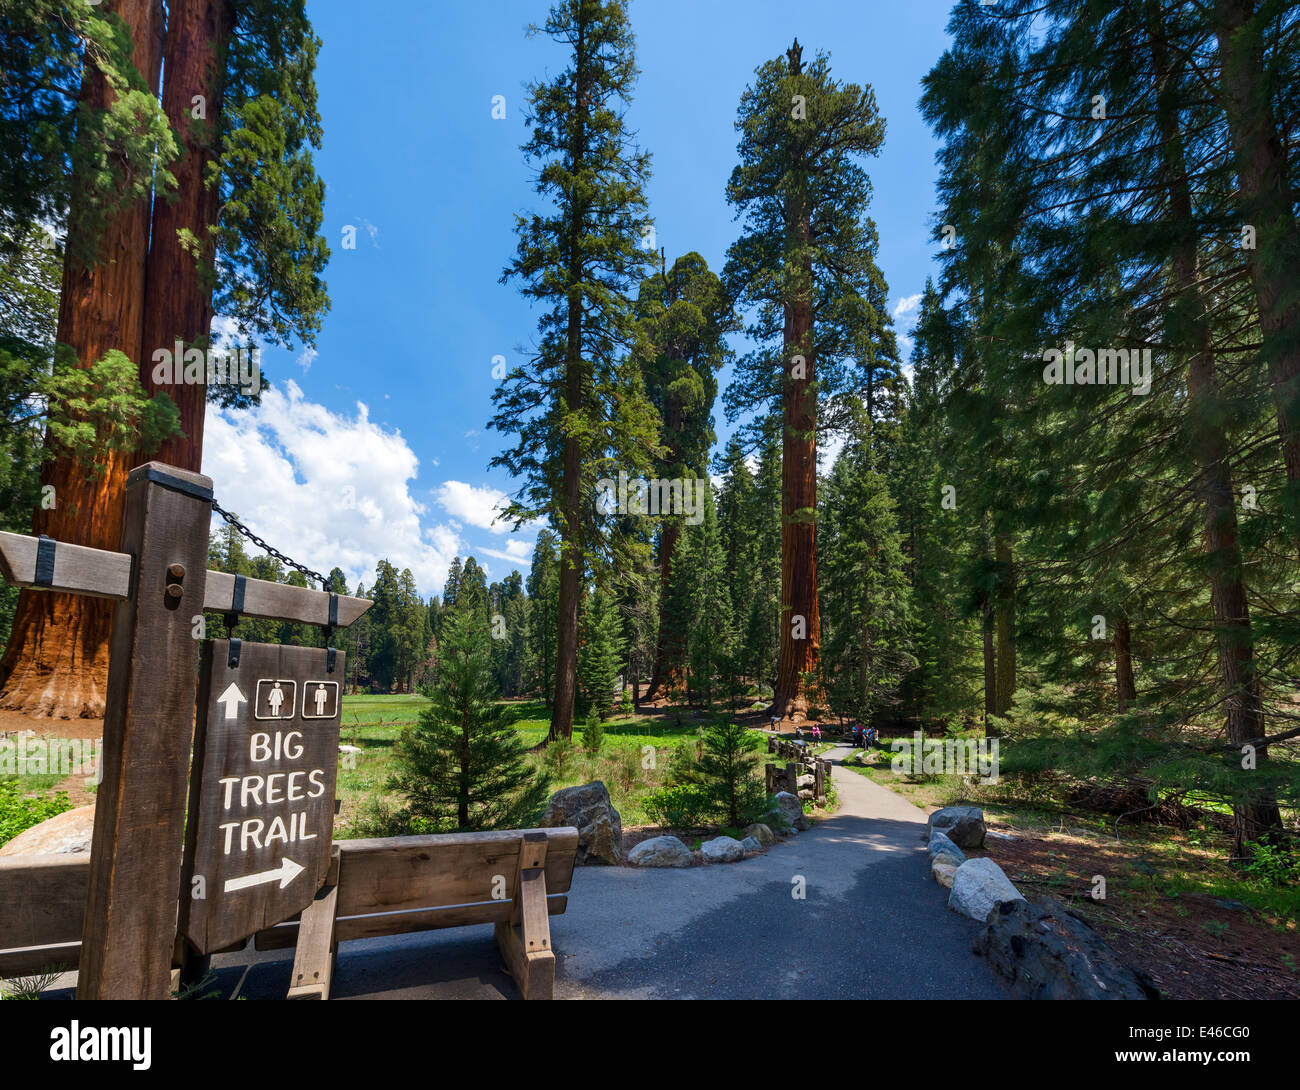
{"left": 216, "top": 682, "right": 246, "bottom": 720}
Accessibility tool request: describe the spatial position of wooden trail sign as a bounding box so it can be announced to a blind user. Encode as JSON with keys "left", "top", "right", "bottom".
{"left": 180, "top": 641, "right": 345, "bottom": 954}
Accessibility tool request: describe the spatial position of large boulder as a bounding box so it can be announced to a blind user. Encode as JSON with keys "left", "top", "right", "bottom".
{"left": 740, "top": 836, "right": 763, "bottom": 853}
{"left": 627, "top": 835, "right": 693, "bottom": 868}
{"left": 973, "top": 898, "right": 1161, "bottom": 1000}
{"left": 948, "top": 857, "right": 1024, "bottom": 923}
{"left": 928, "top": 806, "right": 986, "bottom": 849}
{"left": 742, "top": 822, "right": 776, "bottom": 847}
{"left": 928, "top": 829, "right": 967, "bottom": 866}
{"left": 0, "top": 804, "right": 94, "bottom": 857}
{"left": 540, "top": 781, "right": 623, "bottom": 864}
{"left": 701, "top": 836, "right": 746, "bottom": 863}
{"left": 769, "top": 791, "right": 809, "bottom": 832}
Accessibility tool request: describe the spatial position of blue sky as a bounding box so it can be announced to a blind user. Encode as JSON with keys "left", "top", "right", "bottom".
{"left": 202, "top": 0, "right": 954, "bottom": 598}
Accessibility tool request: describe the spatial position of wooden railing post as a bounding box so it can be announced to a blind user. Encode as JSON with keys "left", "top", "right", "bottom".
{"left": 77, "top": 463, "right": 212, "bottom": 999}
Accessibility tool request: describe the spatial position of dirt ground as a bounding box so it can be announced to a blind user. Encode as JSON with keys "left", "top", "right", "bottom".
{"left": 969, "top": 832, "right": 1300, "bottom": 1000}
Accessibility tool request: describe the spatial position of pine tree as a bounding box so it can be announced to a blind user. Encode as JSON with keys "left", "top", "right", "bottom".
{"left": 635, "top": 251, "right": 735, "bottom": 699}
{"left": 491, "top": 0, "right": 657, "bottom": 741}
{"left": 723, "top": 39, "right": 895, "bottom": 721}
{"left": 819, "top": 415, "right": 914, "bottom": 725}
{"left": 390, "top": 610, "right": 549, "bottom": 833}
{"left": 577, "top": 583, "right": 624, "bottom": 717}
{"left": 526, "top": 531, "right": 560, "bottom": 707}
{"left": 697, "top": 720, "right": 764, "bottom": 827}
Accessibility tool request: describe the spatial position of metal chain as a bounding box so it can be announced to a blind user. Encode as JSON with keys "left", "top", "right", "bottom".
{"left": 210, "top": 498, "right": 332, "bottom": 590}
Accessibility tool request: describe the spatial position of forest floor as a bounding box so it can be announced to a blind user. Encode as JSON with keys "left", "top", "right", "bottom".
{"left": 841, "top": 749, "right": 1300, "bottom": 1000}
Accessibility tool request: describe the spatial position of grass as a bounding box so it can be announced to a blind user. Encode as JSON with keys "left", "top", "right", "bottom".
{"left": 839, "top": 745, "right": 1298, "bottom": 927}
{"left": 334, "top": 693, "right": 771, "bottom": 834}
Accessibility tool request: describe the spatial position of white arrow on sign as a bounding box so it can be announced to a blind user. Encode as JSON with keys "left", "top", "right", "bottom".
{"left": 223, "top": 856, "right": 305, "bottom": 893}
{"left": 216, "top": 681, "right": 247, "bottom": 720}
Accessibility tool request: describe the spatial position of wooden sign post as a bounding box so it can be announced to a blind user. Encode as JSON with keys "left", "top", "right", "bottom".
{"left": 180, "top": 641, "right": 345, "bottom": 954}
{"left": 79, "top": 463, "right": 213, "bottom": 1000}
{"left": 0, "top": 461, "right": 371, "bottom": 999}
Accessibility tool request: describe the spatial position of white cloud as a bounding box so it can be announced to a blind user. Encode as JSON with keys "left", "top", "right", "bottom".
{"left": 297, "top": 347, "right": 318, "bottom": 374}
{"left": 893, "top": 293, "right": 922, "bottom": 321}
{"left": 479, "top": 538, "right": 534, "bottom": 567}
{"left": 203, "top": 380, "right": 460, "bottom": 596}
{"left": 434, "top": 481, "right": 509, "bottom": 531}
{"left": 893, "top": 293, "right": 922, "bottom": 362}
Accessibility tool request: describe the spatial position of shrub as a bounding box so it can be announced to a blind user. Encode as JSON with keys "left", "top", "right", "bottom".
{"left": 544, "top": 737, "right": 576, "bottom": 780}
{"left": 645, "top": 783, "right": 711, "bottom": 827}
{"left": 0, "top": 781, "right": 72, "bottom": 847}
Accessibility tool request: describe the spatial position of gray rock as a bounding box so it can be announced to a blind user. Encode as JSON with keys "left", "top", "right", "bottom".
{"left": 701, "top": 836, "right": 746, "bottom": 863}
{"left": 928, "top": 806, "right": 986, "bottom": 849}
{"left": 742, "top": 822, "right": 776, "bottom": 847}
{"left": 928, "top": 829, "right": 967, "bottom": 864}
{"left": 769, "top": 791, "right": 804, "bottom": 832}
{"left": 540, "top": 781, "right": 624, "bottom": 864}
{"left": 796, "top": 773, "right": 815, "bottom": 789}
{"left": 973, "top": 898, "right": 1161, "bottom": 1000}
{"left": 740, "top": 836, "right": 763, "bottom": 853}
{"left": 948, "top": 857, "right": 1024, "bottom": 922}
{"left": 932, "top": 859, "right": 958, "bottom": 889}
{"left": 933, "top": 850, "right": 965, "bottom": 870}
{"left": 627, "top": 835, "right": 693, "bottom": 868}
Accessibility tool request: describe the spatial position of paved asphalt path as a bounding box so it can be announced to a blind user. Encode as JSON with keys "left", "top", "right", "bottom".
{"left": 208, "top": 744, "right": 1007, "bottom": 1000}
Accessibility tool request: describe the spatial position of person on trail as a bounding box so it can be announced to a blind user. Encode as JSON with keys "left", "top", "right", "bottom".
{"left": 811, "top": 723, "right": 822, "bottom": 742}
{"left": 852, "top": 724, "right": 863, "bottom": 748}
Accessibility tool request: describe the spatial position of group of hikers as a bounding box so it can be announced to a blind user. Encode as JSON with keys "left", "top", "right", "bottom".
{"left": 768, "top": 717, "right": 881, "bottom": 748}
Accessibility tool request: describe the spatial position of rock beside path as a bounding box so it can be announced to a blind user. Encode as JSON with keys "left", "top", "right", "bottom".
{"left": 973, "top": 898, "right": 1161, "bottom": 1000}
{"left": 742, "top": 822, "right": 776, "bottom": 847}
{"left": 769, "top": 791, "right": 809, "bottom": 832}
{"left": 627, "top": 835, "right": 693, "bottom": 868}
{"left": 541, "top": 781, "right": 624, "bottom": 865}
{"left": 701, "top": 836, "right": 746, "bottom": 863}
{"left": 928, "top": 806, "right": 986, "bottom": 849}
{"left": 948, "top": 857, "right": 1024, "bottom": 922}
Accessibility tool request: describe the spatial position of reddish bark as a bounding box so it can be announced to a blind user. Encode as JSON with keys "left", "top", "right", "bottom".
{"left": 138, "top": 0, "right": 234, "bottom": 471}
{"left": 0, "top": 0, "right": 165, "bottom": 718}
{"left": 769, "top": 46, "right": 821, "bottom": 724}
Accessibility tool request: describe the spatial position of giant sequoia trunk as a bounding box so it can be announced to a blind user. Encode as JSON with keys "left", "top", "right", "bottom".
{"left": 770, "top": 116, "right": 820, "bottom": 722}
{"left": 1149, "top": 2, "right": 1282, "bottom": 856}
{"left": 0, "top": 0, "right": 165, "bottom": 718}
{"left": 1215, "top": 0, "right": 1300, "bottom": 552}
{"left": 138, "top": 0, "right": 234, "bottom": 471}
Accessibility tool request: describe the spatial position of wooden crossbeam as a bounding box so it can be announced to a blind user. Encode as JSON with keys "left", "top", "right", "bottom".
{"left": 203, "top": 570, "right": 370, "bottom": 627}
{"left": 0, "top": 531, "right": 132, "bottom": 600}
{"left": 0, "top": 530, "right": 370, "bottom": 627}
